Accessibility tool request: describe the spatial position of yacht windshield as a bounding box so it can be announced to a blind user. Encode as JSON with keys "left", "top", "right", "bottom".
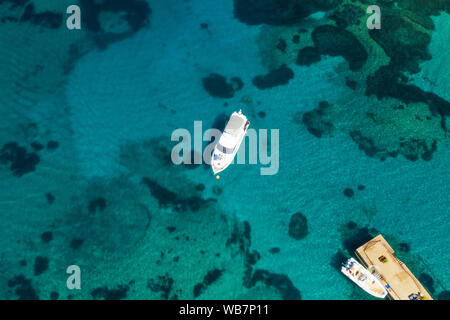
{"left": 217, "top": 143, "right": 235, "bottom": 154}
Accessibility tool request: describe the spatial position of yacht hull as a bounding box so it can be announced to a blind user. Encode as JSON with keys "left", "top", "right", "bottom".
{"left": 211, "top": 110, "right": 249, "bottom": 175}
{"left": 341, "top": 258, "right": 388, "bottom": 299}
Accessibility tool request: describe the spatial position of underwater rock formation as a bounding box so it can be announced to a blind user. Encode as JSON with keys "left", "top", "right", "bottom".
{"left": 202, "top": 74, "right": 243, "bottom": 98}
{"left": 350, "top": 130, "right": 438, "bottom": 162}
{"left": 366, "top": 65, "right": 450, "bottom": 119}
{"left": 347, "top": 221, "right": 357, "bottom": 230}
{"left": 341, "top": 225, "right": 378, "bottom": 255}
{"left": 256, "top": 24, "right": 306, "bottom": 70}
{"left": 343, "top": 188, "right": 354, "bottom": 198}
{"left": 252, "top": 65, "right": 294, "bottom": 90}
{"left": 233, "top": 0, "right": 337, "bottom": 26}
{"left": 195, "top": 184, "right": 205, "bottom": 192}
{"left": 51, "top": 164, "right": 258, "bottom": 299}
{"left": 288, "top": 212, "right": 308, "bottom": 240}
{"left": 301, "top": 101, "right": 334, "bottom": 138}
{"left": 245, "top": 269, "right": 301, "bottom": 300}
{"left": 91, "top": 284, "right": 130, "bottom": 300}
{"left": 33, "top": 256, "right": 49, "bottom": 276}
{"left": 88, "top": 197, "right": 107, "bottom": 213}
{"left": 0, "top": 142, "right": 40, "bottom": 177}
{"left": 70, "top": 238, "right": 84, "bottom": 250}
{"left": 302, "top": 94, "right": 444, "bottom": 162}
{"left": 276, "top": 37, "right": 287, "bottom": 53}
{"left": 193, "top": 269, "right": 223, "bottom": 298}
{"left": 311, "top": 25, "right": 368, "bottom": 71}
{"left": 20, "top": 3, "right": 62, "bottom": 29}
{"left": 30, "top": 142, "right": 44, "bottom": 152}
{"left": 269, "top": 247, "right": 280, "bottom": 254}
{"left": 296, "top": 46, "right": 321, "bottom": 66}
{"left": 142, "top": 177, "right": 217, "bottom": 212}
{"left": 61, "top": 177, "right": 152, "bottom": 254}
{"left": 45, "top": 193, "right": 55, "bottom": 204}
{"left": 0, "top": 0, "right": 154, "bottom": 139}
{"left": 7, "top": 275, "right": 39, "bottom": 300}
{"left": 79, "top": 0, "right": 151, "bottom": 48}
{"left": 345, "top": 78, "right": 358, "bottom": 90}
{"left": 368, "top": 13, "right": 431, "bottom": 74}
{"left": 399, "top": 242, "right": 411, "bottom": 253}
{"left": 330, "top": 249, "right": 347, "bottom": 272}
{"left": 329, "top": 3, "right": 364, "bottom": 29}
{"left": 40, "top": 231, "right": 53, "bottom": 243}
{"left": 46, "top": 140, "right": 59, "bottom": 150}
{"left": 250, "top": 0, "right": 450, "bottom": 166}
{"left": 225, "top": 218, "right": 300, "bottom": 300}
{"left": 419, "top": 273, "right": 435, "bottom": 294}
{"left": 0, "top": 0, "right": 29, "bottom": 9}
{"left": 400, "top": 0, "right": 450, "bottom": 16}
{"left": 148, "top": 273, "right": 175, "bottom": 300}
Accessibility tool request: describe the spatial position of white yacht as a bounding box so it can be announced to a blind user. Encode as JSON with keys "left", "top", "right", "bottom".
{"left": 341, "top": 258, "right": 388, "bottom": 299}
{"left": 211, "top": 110, "right": 250, "bottom": 175}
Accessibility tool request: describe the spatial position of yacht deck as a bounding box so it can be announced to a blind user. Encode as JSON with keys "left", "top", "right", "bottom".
{"left": 355, "top": 235, "right": 433, "bottom": 300}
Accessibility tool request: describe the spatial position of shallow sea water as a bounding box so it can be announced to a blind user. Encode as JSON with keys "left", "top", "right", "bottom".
{"left": 0, "top": 0, "right": 449, "bottom": 300}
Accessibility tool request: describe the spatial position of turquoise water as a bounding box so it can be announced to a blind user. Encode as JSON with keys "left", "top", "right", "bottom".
{"left": 0, "top": 0, "right": 449, "bottom": 300}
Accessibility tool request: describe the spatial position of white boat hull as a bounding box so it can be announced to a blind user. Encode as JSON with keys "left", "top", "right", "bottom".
{"left": 341, "top": 258, "right": 388, "bottom": 299}
{"left": 211, "top": 110, "right": 249, "bottom": 175}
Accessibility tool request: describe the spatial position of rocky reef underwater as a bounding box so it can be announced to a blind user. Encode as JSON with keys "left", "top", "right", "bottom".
{"left": 0, "top": 0, "right": 449, "bottom": 300}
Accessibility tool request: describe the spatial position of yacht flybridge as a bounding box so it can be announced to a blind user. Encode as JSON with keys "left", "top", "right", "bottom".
{"left": 341, "top": 258, "right": 388, "bottom": 299}
{"left": 211, "top": 110, "right": 250, "bottom": 175}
